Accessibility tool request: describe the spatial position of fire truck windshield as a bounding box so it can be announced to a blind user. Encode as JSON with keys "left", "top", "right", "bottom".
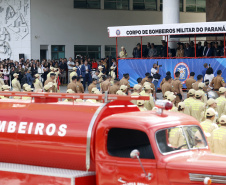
{"left": 156, "top": 126, "right": 208, "bottom": 155}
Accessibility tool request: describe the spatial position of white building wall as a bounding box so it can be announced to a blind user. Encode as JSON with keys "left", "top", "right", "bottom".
{"left": 29, "top": 0, "right": 205, "bottom": 60}
{"left": 0, "top": 0, "right": 31, "bottom": 61}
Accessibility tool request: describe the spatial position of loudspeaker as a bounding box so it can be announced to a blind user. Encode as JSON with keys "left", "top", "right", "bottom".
{"left": 19, "top": 54, "right": 25, "bottom": 59}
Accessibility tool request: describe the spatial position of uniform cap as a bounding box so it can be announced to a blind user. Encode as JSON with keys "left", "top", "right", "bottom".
{"left": 44, "top": 84, "right": 51, "bottom": 91}
{"left": 23, "top": 83, "right": 29, "bottom": 88}
{"left": 35, "top": 74, "right": 39, "bottom": 78}
{"left": 66, "top": 89, "right": 75, "bottom": 93}
{"left": 195, "top": 90, "right": 203, "bottom": 98}
{"left": 137, "top": 100, "right": 145, "bottom": 106}
{"left": 188, "top": 89, "right": 196, "bottom": 95}
{"left": 121, "top": 46, "right": 125, "bottom": 49}
{"left": 178, "top": 102, "right": 185, "bottom": 109}
{"left": 91, "top": 87, "right": 98, "bottom": 93}
{"left": 98, "top": 66, "right": 104, "bottom": 70}
{"left": 143, "top": 82, "right": 151, "bottom": 86}
{"left": 94, "top": 90, "right": 101, "bottom": 95}
{"left": 25, "top": 86, "right": 33, "bottom": 92}
{"left": 73, "top": 67, "right": 77, "bottom": 71}
{"left": 206, "top": 108, "right": 216, "bottom": 117}
{"left": 219, "top": 115, "right": 226, "bottom": 125}
{"left": 207, "top": 98, "right": 217, "bottom": 106}
{"left": 164, "top": 91, "right": 173, "bottom": 98}
{"left": 219, "top": 87, "right": 226, "bottom": 94}
{"left": 134, "top": 84, "right": 142, "bottom": 90}
{"left": 198, "top": 82, "right": 205, "bottom": 89}
{"left": 167, "top": 94, "right": 176, "bottom": 101}
{"left": 2, "top": 85, "right": 10, "bottom": 90}
{"left": 50, "top": 67, "right": 54, "bottom": 71}
{"left": 144, "top": 84, "right": 152, "bottom": 90}
{"left": 13, "top": 73, "right": 19, "bottom": 77}
{"left": 116, "top": 90, "right": 126, "bottom": 96}
{"left": 120, "top": 85, "right": 127, "bottom": 91}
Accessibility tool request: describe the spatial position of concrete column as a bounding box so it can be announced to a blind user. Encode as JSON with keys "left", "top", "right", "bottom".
{"left": 163, "top": 0, "right": 180, "bottom": 50}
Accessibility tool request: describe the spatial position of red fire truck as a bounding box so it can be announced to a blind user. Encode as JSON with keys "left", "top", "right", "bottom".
{"left": 0, "top": 92, "right": 225, "bottom": 185}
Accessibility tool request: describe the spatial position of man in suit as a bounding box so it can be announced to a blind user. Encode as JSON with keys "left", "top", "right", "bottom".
{"left": 206, "top": 43, "right": 214, "bottom": 57}
{"left": 196, "top": 42, "right": 203, "bottom": 57}
{"left": 184, "top": 43, "right": 193, "bottom": 57}
{"left": 203, "top": 41, "right": 208, "bottom": 56}
{"left": 81, "top": 60, "right": 92, "bottom": 90}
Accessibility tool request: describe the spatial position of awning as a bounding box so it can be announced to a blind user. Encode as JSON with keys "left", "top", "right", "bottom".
{"left": 108, "top": 21, "right": 226, "bottom": 38}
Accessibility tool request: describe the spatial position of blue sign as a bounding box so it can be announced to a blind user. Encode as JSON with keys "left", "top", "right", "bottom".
{"left": 118, "top": 58, "right": 226, "bottom": 88}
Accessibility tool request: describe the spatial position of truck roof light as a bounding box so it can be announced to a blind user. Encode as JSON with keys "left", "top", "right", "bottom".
{"left": 155, "top": 100, "right": 173, "bottom": 116}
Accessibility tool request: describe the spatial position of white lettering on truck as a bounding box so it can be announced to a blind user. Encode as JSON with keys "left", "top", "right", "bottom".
{"left": 0, "top": 121, "right": 67, "bottom": 137}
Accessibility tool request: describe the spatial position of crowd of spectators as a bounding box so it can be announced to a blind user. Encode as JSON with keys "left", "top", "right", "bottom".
{"left": 0, "top": 56, "right": 117, "bottom": 89}
{"left": 122, "top": 40, "right": 226, "bottom": 58}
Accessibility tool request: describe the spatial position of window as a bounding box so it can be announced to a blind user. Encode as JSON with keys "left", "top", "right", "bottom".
{"left": 105, "top": 0, "right": 129, "bottom": 10}
{"left": 105, "top": 46, "right": 116, "bottom": 58}
{"left": 74, "top": 0, "right": 100, "bottom": 9}
{"left": 156, "top": 126, "right": 207, "bottom": 155}
{"left": 160, "top": 0, "right": 184, "bottom": 12}
{"left": 107, "top": 128, "right": 155, "bottom": 159}
{"left": 51, "top": 45, "right": 65, "bottom": 60}
{"left": 186, "top": 0, "right": 206, "bottom": 12}
{"left": 133, "top": 0, "right": 157, "bottom": 10}
{"left": 74, "top": 45, "right": 101, "bottom": 59}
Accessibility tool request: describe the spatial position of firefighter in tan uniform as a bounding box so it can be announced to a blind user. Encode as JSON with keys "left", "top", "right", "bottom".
{"left": 190, "top": 90, "right": 206, "bottom": 122}
{"left": 12, "top": 73, "right": 21, "bottom": 92}
{"left": 200, "top": 108, "right": 218, "bottom": 144}
{"left": 120, "top": 73, "right": 130, "bottom": 89}
{"left": 198, "top": 82, "right": 207, "bottom": 104}
{"left": 67, "top": 76, "right": 77, "bottom": 93}
{"left": 34, "top": 74, "right": 43, "bottom": 92}
{"left": 177, "top": 102, "right": 186, "bottom": 114}
{"left": 161, "top": 76, "right": 173, "bottom": 98}
{"left": 86, "top": 89, "right": 102, "bottom": 103}
{"left": 137, "top": 100, "right": 147, "bottom": 112}
{"left": 47, "top": 67, "right": 55, "bottom": 80}
{"left": 44, "top": 73, "right": 57, "bottom": 92}
{"left": 169, "top": 127, "right": 185, "bottom": 148}
{"left": 185, "top": 72, "right": 196, "bottom": 93}
{"left": 131, "top": 84, "right": 142, "bottom": 105}
{"left": 160, "top": 71, "right": 171, "bottom": 90}
{"left": 141, "top": 73, "right": 150, "bottom": 85}
{"left": 64, "top": 89, "right": 75, "bottom": 102}
{"left": 109, "top": 78, "right": 120, "bottom": 94}
{"left": 143, "top": 84, "right": 155, "bottom": 110}
{"left": 76, "top": 77, "right": 84, "bottom": 93}
{"left": 216, "top": 87, "right": 226, "bottom": 118}
{"left": 210, "top": 115, "right": 226, "bottom": 155}
{"left": 184, "top": 89, "right": 196, "bottom": 115}
{"left": 164, "top": 91, "right": 173, "bottom": 100}
{"left": 0, "top": 85, "right": 11, "bottom": 99}
{"left": 119, "top": 85, "right": 128, "bottom": 95}
{"left": 192, "top": 75, "right": 203, "bottom": 91}
{"left": 88, "top": 79, "right": 97, "bottom": 94}
{"left": 167, "top": 94, "right": 177, "bottom": 112}
{"left": 44, "top": 83, "right": 53, "bottom": 93}
{"left": 210, "top": 70, "right": 225, "bottom": 95}
{"left": 140, "top": 82, "right": 150, "bottom": 96}
{"left": 172, "top": 71, "right": 183, "bottom": 106}
{"left": 101, "top": 76, "right": 112, "bottom": 93}
{"left": 0, "top": 72, "right": 4, "bottom": 91}
{"left": 109, "top": 66, "right": 116, "bottom": 84}
{"left": 22, "top": 86, "right": 34, "bottom": 100}
{"left": 116, "top": 90, "right": 126, "bottom": 96}
{"left": 70, "top": 67, "right": 78, "bottom": 83}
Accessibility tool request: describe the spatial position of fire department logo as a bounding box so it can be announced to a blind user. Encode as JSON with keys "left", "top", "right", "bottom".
{"left": 116, "top": 29, "right": 121, "bottom": 36}
{"left": 174, "top": 62, "right": 190, "bottom": 84}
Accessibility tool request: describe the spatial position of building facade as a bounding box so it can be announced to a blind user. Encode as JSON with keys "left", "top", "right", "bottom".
{"left": 0, "top": 0, "right": 206, "bottom": 61}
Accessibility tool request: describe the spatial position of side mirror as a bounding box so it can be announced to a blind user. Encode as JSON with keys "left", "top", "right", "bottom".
{"left": 130, "top": 149, "right": 140, "bottom": 159}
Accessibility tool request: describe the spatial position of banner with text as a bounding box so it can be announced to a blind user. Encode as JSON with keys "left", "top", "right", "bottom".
{"left": 108, "top": 21, "right": 226, "bottom": 37}
{"left": 118, "top": 58, "right": 226, "bottom": 88}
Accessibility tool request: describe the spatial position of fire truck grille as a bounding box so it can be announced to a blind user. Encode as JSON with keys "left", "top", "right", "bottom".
{"left": 189, "top": 173, "right": 226, "bottom": 184}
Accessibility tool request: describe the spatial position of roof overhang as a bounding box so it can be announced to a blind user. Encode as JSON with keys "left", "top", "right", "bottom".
{"left": 108, "top": 21, "right": 226, "bottom": 38}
